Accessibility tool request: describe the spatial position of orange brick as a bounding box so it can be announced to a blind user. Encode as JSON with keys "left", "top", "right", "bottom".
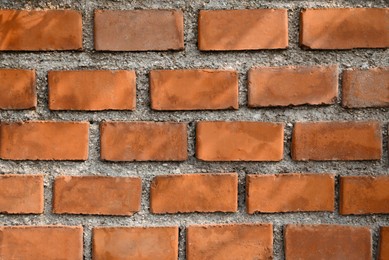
{"left": 0, "top": 121, "right": 89, "bottom": 160}
{"left": 340, "top": 176, "right": 389, "bottom": 215}
{"left": 0, "top": 10, "right": 82, "bottom": 51}
{"left": 0, "top": 69, "right": 36, "bottom": 109}
{"left": 379, "top": 227, "right": 389, "bottom": 260}
{"left": 342, "top": 67, "right": 389, "bottom": 108}
{"left": 0, "top": 226, "right": 83, "bottom": 260}
{"left": 300, "top": 8, "right": 389, "bottom": 49}
{"left": 248, "top": 65, "right": 338, "bottom": 107}
{"left": 0, "top": 174, "right": 43, "bottom": 214}
{"left": 198, "top": 9, "right": 288, "bottom": 50}
{"left": 150, "top": 69, "right": 238, "bottom": 110}
{"left": 93, "top": 227, "right": 178, "bottom": 260}
{"left": 196, "top": 121, "right": 284, "bottom": 161}
{"left": 94, "top": 10, "right": 184, "bottom": 51}
{"left": 100, "top": 121, "right": 187, "bottom": 161}
{"left": 285, "top": 224, "right": 372, "bottom": 259}
{"left": 49, "top": 70, "right": 136, "bottom": 111}
{"left": 292, "top": 121, "right": 382, "bottom": 161}
{"left": 53, "top": 176, "right": 141, "bottom": 216}
{"left": 150, "top": 173, "right": 238, "bottom": 213}
{"left": 187, "top": 224, "right": 273, "bottom": 260}
{"left": 246, "top": 174, "right": 334, "bottom": 213}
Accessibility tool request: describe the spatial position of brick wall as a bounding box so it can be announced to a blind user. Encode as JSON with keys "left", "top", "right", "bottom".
{"left": 0, "top": 0, "right": 388, "bottom": 259}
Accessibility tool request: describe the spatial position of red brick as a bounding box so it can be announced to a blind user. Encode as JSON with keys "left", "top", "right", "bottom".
{"left": 0, "top": 69, "right": 36, "bottom": 109}
{"left": 94, "top": 10, "right": 184, "bottom": 51}
{"left": 93, "top": 227, "right": 178, "bottom": 260}
{"left": 342, "top": 67, "right": 389, "bottom": 108}
{"left": 150, "top": 173, "right": 238, "bottom": 213}
{"left": 0, "top": 10, "right": 82, "bottom": 51}
{"left": 53, "top": 176, "right": 141, "bottom": 216}
{"left": 300, "top": 8, "right": 389, "bottom": 49}
{"left": 285, "top": 224, "right": 372, "bottom": 259}
{"left": 292, "top": 121, "right": 382, "bottom": 161}
{"left": 187, "top": 224, "right": 273, "bottom": 260}
{"left": 150, "top": 69, "right": 238, "bottom": 110}
{"left": 0, "top": 226, "right": 83, "bottom": 260}
{"left": 198, "top": 9, "right": 288, "bottom": 50}
{"left": 100, "top": 121, "right": 187, "bottom": 161}
{"left": 248, "top": 65, "right": 338, "bottom": 107}
{"left": 49, "top": 70, "right": 136, "bottom": 111}
{"left": 0, "top": 174, "right": 43, "bottom": 214}
{"left": 196, "top": 121, "right": 284, "bottom": 161}
{"left": 379, "top": 227, "right": 389, "bottom": 260}
{"left": 0, "top": 121, "right": 89, "bottom": 160}
{"left": 246, "top": 174, "right": 334, "bottom": 213}
{"left": 340, "top": 176, "right": 389, "bottom": 215}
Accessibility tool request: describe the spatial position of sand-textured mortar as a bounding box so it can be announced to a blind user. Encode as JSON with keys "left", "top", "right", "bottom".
{"left": 0, "top": 0, "right": 388, "bottom": 259}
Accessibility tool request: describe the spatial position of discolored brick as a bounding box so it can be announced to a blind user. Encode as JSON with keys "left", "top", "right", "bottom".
{"left": 379, "top": 227, "right": 389, "bottom": 260}
{"left": 150, "top": 69, "right": 238, "bottom": 110}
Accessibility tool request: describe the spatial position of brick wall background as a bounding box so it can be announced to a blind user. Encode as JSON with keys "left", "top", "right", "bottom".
{"left": 0, "top": 0, "right": 388, "bottom": 259}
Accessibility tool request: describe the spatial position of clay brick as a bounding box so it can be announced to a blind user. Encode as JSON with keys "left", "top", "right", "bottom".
{"left": 49, "top": 70, "right": 136, "bottom": 111}
{"left": 94, "top": 10, "right": 184, "bottom": 51}
{"left": 246, "top": 174, "right": 334, "bottom": 213}
{"left": 300, "top": 8, "right": 389, "bottom": 49}
{"left": 93, "top": 227, "right": 178, "bottom": 260}
{"left": 198, "top": 9, "right": 288, "bottom": 50}
{"left": 150, "top": 173, "right": 238, "bottom": 213}
{"left": 248, "top": 65, "right": 338, "bottom": 107}
{"left": 292, "top": 121, "right": 382, "bottom": 161}
{"left": 187, "top": 224, "right": 273, "bottom": 260}
{"left": 285, "top": 224, "right": 372, "bottom": 259}
{"left": 196, "top": 121, "right": 284, "bottom": 161}
{"left": 0, "top": 69, "right": 36, "bottom": 109}
{"left": 0, "top": 121, "right": 89, "bottom": 160}
{"left": 340, "top": 176, "right": 389, "bottom": 215}
{"left": 150, "top": 69, "right": 238, "bottom": 110}
{"left": 100, "top": 121, "right": 187, "bottom": 161}
{"left": 53, "top": 176, "right": 141, "bottom": 216}
{"left": 0, "top": 174, "right": 43, "bottom": 214}
{"left": 342, "top": 67, "right": 389, "bottom": 108}
{"left": 379, "top": 227, "right": 389, "bottom": 260}
{"left": 0, "top": 226, "right": 83, "bottom": 260}
{"left": 0, "top": 10, "right": 82, "bottom": 51}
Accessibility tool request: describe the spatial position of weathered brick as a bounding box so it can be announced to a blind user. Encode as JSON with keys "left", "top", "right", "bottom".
{"left": 300, "top": 8, "right": 389, "bottom": 49}
{"left": 248, "top": 65, "right": 338, "bottom": 107}
{"left": 150, "top": 173, "right": 238, "bottom": 213}
{"left": 285, "top": 224, "right": 372, "bottom": 259}
{"left": 150, "top": 69, "right": 238, "bottom": 110}
{"left": 196, "top": 121, "right": 284, "bottom": 161}
{"left": 246, "top": 174, "right": 334, "bottom": 213}
{"left": 187, "top": 224, "right": 273, "bottom": 260}
{"left": 198, "top": 9, "right": 288, "bottom": 50}
{"left": 0, "top": 10, "right": 82, "bottom": 51}
{"left": 0, "top": 226, "right": 83, "bottom": 260}
{"left": 340, "top": 176, "right": 389, "bottom": 215}
{"left": 292, "top": 121, "right": 382, "bottom": 161}
{"left": 379, "top": 227, "right": 389, "bottom": 260}
{"left": 0, "top": 174, "right": 43, "bottom": 214}
{"left": 0, "top": 121, "right": 89, "bottom": 160}
{"left": 93, "top": 227, "right": 178, "bottom": 260}
{"left": 53, "top": 176, "right": 141, "bottom": 216}
{"left": 0, "top": 69, "right": 36, "bottom": 109}
{"left": 100, "top": 121, "right": 187, "bottom": 161}
{"left": 49, "top": 70, "right": 136, "bottom": 111}
{"left": 342, "top": 67, "right": 389, "bottom": 108}
{"left": 94, "top": 10, "right": 184, "bottom": 51}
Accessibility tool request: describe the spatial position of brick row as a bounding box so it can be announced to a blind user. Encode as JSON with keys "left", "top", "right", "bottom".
{"left": 1, "top": 224, "right": 388, "bottom": 259}
{"left": 0, "top": 8, "right": 387, "bottom": 51}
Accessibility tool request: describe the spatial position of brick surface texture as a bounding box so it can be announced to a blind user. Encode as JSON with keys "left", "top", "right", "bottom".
{"left": 0, "top": 0, "right": 388, "bottom": 259}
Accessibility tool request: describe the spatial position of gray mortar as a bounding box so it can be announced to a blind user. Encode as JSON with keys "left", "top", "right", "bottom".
{"left": 0, "top": 0, "right": 388, "bottom": 259}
